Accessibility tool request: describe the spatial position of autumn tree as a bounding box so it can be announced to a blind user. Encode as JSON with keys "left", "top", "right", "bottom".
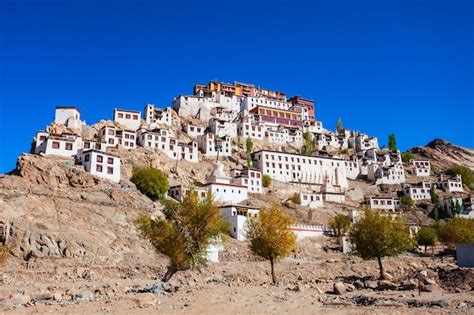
{"left": 388, "top": 133, "right": 397, "bottom": 151}
{"left": 136, "top": 191, "right": 229, "bottom": 282}
{"left": 349, "top": 210, "right": 414, "bottom": 279}
{"left": 417, "top": 226, "right": 437, "bottom": 254}
{"left": 328, "top": 214, "right": 351, "bottom": 237}
{"left": 247, "top": 206, "right": 296, "bottom": 284}
{"left": 246, "top": 137, "right": 253, "bottom": 168}
{"left": 131, "top": 167, "right": 169, "bottom": 201}
{"left": 300, "top": 131, "right": 314, "bottom": 156}
{"left": 262, "top": 174, "right": 272, "bottom": 188}
{"left": 439, "top": 218, "right": 474, "bottom": 246}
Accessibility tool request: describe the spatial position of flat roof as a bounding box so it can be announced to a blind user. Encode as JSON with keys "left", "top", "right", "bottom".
{"left": 82, "top": 149, "right": 119, "bottom": 158}
{"left": 251, "top": 149, "right": 345, "bottom": 162}
{"left": 200, "top": 182, "right": 246, "bottom": 188}
{"left": 114, "top": 108, "right": 141, "bottom": 114}
{"left": 56, "top": 106, "right": 80, "bottom": 113}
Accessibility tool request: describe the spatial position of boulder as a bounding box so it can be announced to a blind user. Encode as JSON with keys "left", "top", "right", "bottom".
{"left": 132, "top": 293, "right": 157, "bottom": 307}
{"left": 353, "top": 280, "right": 364, "bottom": 289}
{"left": 73, "top": 290, "right": 94, "bottom": 301}
{"left": 422, "top": 284, "right": 442, "bottom": 293}
{"left": 377, "top": 280, "right": 397, "bottom": 291}
{"left": 400, "top": 279, "right": 418, "bottom": 290}
{"left": 364, "top": 280, "right": 378, "bottom": 290}
{"left": 333, "top": 282, "right": 346, "bottom": 295}
{"left": 430, "top": 299, "right": 449, "bottom": 307}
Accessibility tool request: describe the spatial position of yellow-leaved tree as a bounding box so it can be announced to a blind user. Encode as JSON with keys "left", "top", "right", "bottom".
{"left": 247, "top": 205, "right": 296, "bottom": 284}
{"left": 136, "top": 191, "right": 229, "bottom": 282}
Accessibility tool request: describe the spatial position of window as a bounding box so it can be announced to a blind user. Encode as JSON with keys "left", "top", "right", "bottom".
{"left": 84, "top": 142, "right": 90, "bottom": 149}
{"left": 107, "top": 167, "right": 114, "bottom": 174}
{"left": 133, "top": 114, "right": 138, "bottom": 120}
{"left": 108, "top": 129, "right": 115, "bottom": 135}
{"left": 96, "top": 165, "right": 103, "bottom": 172}
{"left": 107, "top": 157, "right": 114, "bottom": 164}
{"left": 85, "top": 154, "right": 90, "bottom": 162}
{"left": 118, "top": 113, "right": 123, "bottom": 118}
{"left": 108, "top": 139, "right": 114, "bottom": 144}
{"left": 39, "top": 135, "right": 46, "bottom": 141}
{"left": 52, "top": 141, "right": 60, "bottom": 149}
{"left": 125, "top": 114, "right": 131, "bottom": 119}
{"left": 97, "top": 155, "right": 103, "bottom": 163}
{"left": 65, "top": 143, "right": 73, "bottom": 151}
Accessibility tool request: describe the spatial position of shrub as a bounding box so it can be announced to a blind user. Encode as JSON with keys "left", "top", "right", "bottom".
{"left": 439, "top": 218, "right": 474, "bottom": 245}
{"left": 247, "top": 205, "right": 296, "bottom": 284}
{"left": 328, "top": 214, "right": 351, "bottom": 237}
{"left": 289, "top": 193, "right": 301, "bottom": 205}
{"left": 350, "top": 210, "right": 414, "bottom": 279}
{"left": 401, "top": 151, "right": 416, "bottom": 163}
{"left": 401, "top": 195, "right": 414, "bottom": 207}
{"left": 446, "top": 166, "right": 474, "bottom": 190}
{"left": 136, "top": 191, "right": 229, "bottom": 282}
{"left": 262, "top": 174, "right": 272, "bottom": 188}
{"left": 131, "top": 167, "right": 169, "bottom": 201}
{"left": 417, "top": 226, "right": 437, "bottom": 253}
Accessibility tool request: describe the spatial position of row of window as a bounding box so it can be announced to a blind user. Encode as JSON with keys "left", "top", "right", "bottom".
{"left": 117, "top": 113, "right": 139, "bottom": 120}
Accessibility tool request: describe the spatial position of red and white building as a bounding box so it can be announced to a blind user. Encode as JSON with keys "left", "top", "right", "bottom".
{"left": 76, "top": 149, "right": 121, "bottom": 183}
{"left": 113, "top": 108, "right": 141, "bottom": 131}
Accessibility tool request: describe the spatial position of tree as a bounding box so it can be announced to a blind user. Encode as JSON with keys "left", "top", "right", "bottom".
{"left": 289, "top": 193, "right": 301, "bottom": 205}
{"left": 401, "top": 195, "right": 414, "bottom": 207}
{"left": 136, "top": 191, "right": 229, "bottom": 282}
{"left": 246, "top": 137, "right": 253, "bottom": 168}
{"left": 439, "top": 218, "right": 474, "bottom": 245}
{"left": 247, "top": 206, "right": 296, "bottom": 284}
{"left": 430, "top": 186, "right": 440, "bottom": 221}
{"left": 417, "top": 226, "right": 437, "bottom": 253}
{"left": 401, "top": 151, "right": 416, "bottom": 163}
{"left": 300, "top": 131, "right": 314, "bottom": 156}
{"left": 454, "top": 200, "right": 462, "bottom": 217}
{"left": 336, "top": 117, "right": 343, "bottom": 132}
{"left": 262, "top": 174, "right": 272, "bottom": 188}
{"left": 328, "top": 214, "right": 351, "bottom": 237}
{"left": 446, "top": 166, "right": 474, "bottom": 190}
{"left": 349, "top": 210, "right": 414, "bottom": 279}
{"left": 388, "top": 133, "right": 397, "bottom": 151}
{"left": 131, "top": 167, "right": 169, "bottom": 201}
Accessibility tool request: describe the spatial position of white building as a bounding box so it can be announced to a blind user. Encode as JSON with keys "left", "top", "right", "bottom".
{"left": 409, "top": 159, "right": 431, "bottom": 177}
{"left": 437, "top": 174, "right": 463, "bottom": 193}
{"left": 34, "top": 132, "right": 82, "bottom": 157}
{"left": 99, "top": 125, "right": 136, "bottom": 149}
{"left": 113, "top": 108, "right": 141, "bottom": 131}
{"left": 183, "top": 124, "right": 206, "bottom": 139}
{"left": 402, "top": 181, "right": 432, "bottom": 201}
{"left": 202, "top": 163, "right": 248, "bottom": 204}
{"left": 220, "top": 205, "right": 260, "bottom": 241}
{"left": 137, "top": 128, "right": 198, "bottom": 163}
{"left": 76, "top": 149, "right": 121, "bottom": 183}
{"left": 172, "top": 95, "right": 220, "bottom": 120}
{"left": 240, "top": 96, "right": 291, "bottom": 113}
{"left": 300, "top": 192, "right": 324, "bottom": 208}
{"left": 198, "top": 133, "right": 232, "bottom": 158}
{"left": 230, "top": 168, "right": 263, "bottom": 194}
{"left": 144, "top": 104, "right": 173, "bottom": 127}
{"left": 266, "top": 127, "right": 303, "bottom": 147}
{"left": 237, "top": 121, "right": 266, "bottom": 140}
{"left": 344, "top": 159, "right": 360, "bottom": 180}
{"left": 251, "top": 150, "right": 349, "bottom": 189}
{"left": 54, "top": 106, "right": 83, "bottom": 130}
{"left": 440, "top": 196, "right": 464, "bottom": 215}
{"left": 368, "top": 196, "right": 401, "bottom": 212}
{"left": 290, "top": 224, "right": 325, "bottom": 240}
{"left": 208, "top": 118, "right": 237, "bottom": 138}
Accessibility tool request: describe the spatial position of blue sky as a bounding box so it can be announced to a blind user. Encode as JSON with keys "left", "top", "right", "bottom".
{"left": 1, "top": 0, "right": 473, "bottom": 173}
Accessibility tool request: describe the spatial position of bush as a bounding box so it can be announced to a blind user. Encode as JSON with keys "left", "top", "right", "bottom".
{"left": 417, "top": 226, "right": 437, "bottom": 253}
{"left": 401, "top": 195, "right": 414, "bottom": 207}
{"left": 328, "top": 214, "right": 351, "bottom": 237}
{"left": 446, "top": 166, "right": 474, "bottom": 190}
{"left": 439, "top": 218, "right": 474, "bottom": 245}
{"left": 401, "top": 151, "right": 416, "bottom": 163}
{"left": 289, "top": 193, "right": 301, "bottom": 205}
{"left": 262, "top": 174, "right": 272, "bottom": 188}
{"left": 131, "top": 167, "right": 169, "bottom": 201}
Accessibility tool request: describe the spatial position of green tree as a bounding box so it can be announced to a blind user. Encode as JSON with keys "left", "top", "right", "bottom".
{"left": 439, "top": 218, "right": 474, "bottom": 245}
{"left": 262, "top": 174, "right": 272, "bottom": 188}
{"left": 246, "top": 137, "right": 253, "bottom": 168}
{"left": 136, "top": 191, "right": 229, "bottom": 282}
{"left": 336, "top": 117, "right": 343, "bottom": 132}
{"left": 328, "top": 214, "right": 351, "bottom": 237}
{"left": 388, "top": 133, "right": 397, "bottom": 151}
{"left": 454, "top": 200, "right": 462, "bottom": 217}
{"left": 131, "top": 167, "right": 169, "bottom": 201}
{"left": 446, "top": 166, "right": 474, "bottom": 190}
{"left": 401, "top": 151, "right": 416, "bottom": 163}
{"left": 430, "top": 186, "right": 440, "bottom": 221}
{"left": 300, "top": 131, "right": 314, "bottom": 156}
{"left": 247, "top": 206, "right": 296, "bottom": 284}
{"left": 349, "top": 210, "right": 414, "bottom": 279}
{"left": 401, "top": 195, "right": 414, "bottom": 207}
{"left": 417, "top": 226, "right": 437, "bottom": 253}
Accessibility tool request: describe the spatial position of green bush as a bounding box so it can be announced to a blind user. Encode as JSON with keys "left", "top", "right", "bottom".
{"left": 446, "top": 166, "right": 474, "bottom": 190}
{"left": 439, "top": 218, "right": 474, "bottom": 245}
{"left": 400, "top": 195, "right": 414, "bottom": 207}
{"left": 401, "top": 151, "right": 416, "bottom": 163}
{"left": 417, "top": 226, "right": 437, "bottom": 253}
{"left": 289, "top": 193, "right": 301, "bottom": 205}
{"left": 131, "top": 167, "right": 169, "bottom": 201}
{"left": 262, "top": 174, "right": 272, "bottom": 188}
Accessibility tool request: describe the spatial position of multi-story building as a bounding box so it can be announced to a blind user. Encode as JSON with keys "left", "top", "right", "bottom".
{"left": 34, "top": 132, "right": 82, "bottom": 157}
{"left": 198, "top": 133, "right": 232, "bottom": 158}
{"left": 54, "top": 106, "right": 84, "bottom": 130}
{"left": 183, "top": 124, "right": 206, "bottom": 139}
{"left": 437, "top": 174, "right": 463, "bottom": 193}
{"left": 367, "top": 163, "right": 406, "bottom": 185}
{"left": 288, "top": 96, "right": 315, "bottom": 122}
{"left": 144, "top": 104, "right": 173, "bottom": 126}
{"left": 113, "top": 109, "right": 141, "bottom": 131}
{"left": 402, "top": 181, "right": 432, "bottom": 201}
{"left": 368, "top": 196, "right": 401, "bottom": 212}
{"left": 220, "top": 205, "right": 260, "bottom": 241}
{"left": 249, "top": 106, "right": 304, "bottom": 129}
{"left": 237, "top": 121, "right": 266, "bottom": 140}
{"left": 408, "top": 159, "right": 431, "bottom": 177}
{"left": 99, "top": 125, "right": 136, "bottom": 149}
{"left": 230, "top": 168, "right": 263, "bottom": 194}
{"left": 208, "top": 118, "right": 237, "bottom": 138}
{"left": 240, "top": 96, "right": 292, "bottom": 113}
{"left": 76, "top": 149, "right": 121, "bottom": 183}
{"left": 300, "top": 192, "right": 324, "bottom": 208}
{"left": 251, "top": 150, "right": 349, "bottom": 189}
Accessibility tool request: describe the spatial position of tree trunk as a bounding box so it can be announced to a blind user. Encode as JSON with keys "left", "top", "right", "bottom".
{"left": 377, "top": 256, "right": 385, "bottom": 280}
{"left": 161, "top": 265, "right": 177, "bottom": 283}
{"left": 270, "top": 258, "right": 276, "bottom": 285}
{"left": 425, "top": 245, "right": 427, "bottom": 253}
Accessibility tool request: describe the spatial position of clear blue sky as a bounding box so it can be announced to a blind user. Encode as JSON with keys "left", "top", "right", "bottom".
{"left": 1, "top": 0, "right": 473, "bottom": 173}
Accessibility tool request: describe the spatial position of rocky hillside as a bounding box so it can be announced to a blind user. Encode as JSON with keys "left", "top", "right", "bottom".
{"left": 409, "top": 138, "right": 474, "bottom": 171}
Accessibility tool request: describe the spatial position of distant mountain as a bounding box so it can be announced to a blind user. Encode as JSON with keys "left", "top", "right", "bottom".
{"left": 409, "top": 138, "right": 474, "bottom": 171}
